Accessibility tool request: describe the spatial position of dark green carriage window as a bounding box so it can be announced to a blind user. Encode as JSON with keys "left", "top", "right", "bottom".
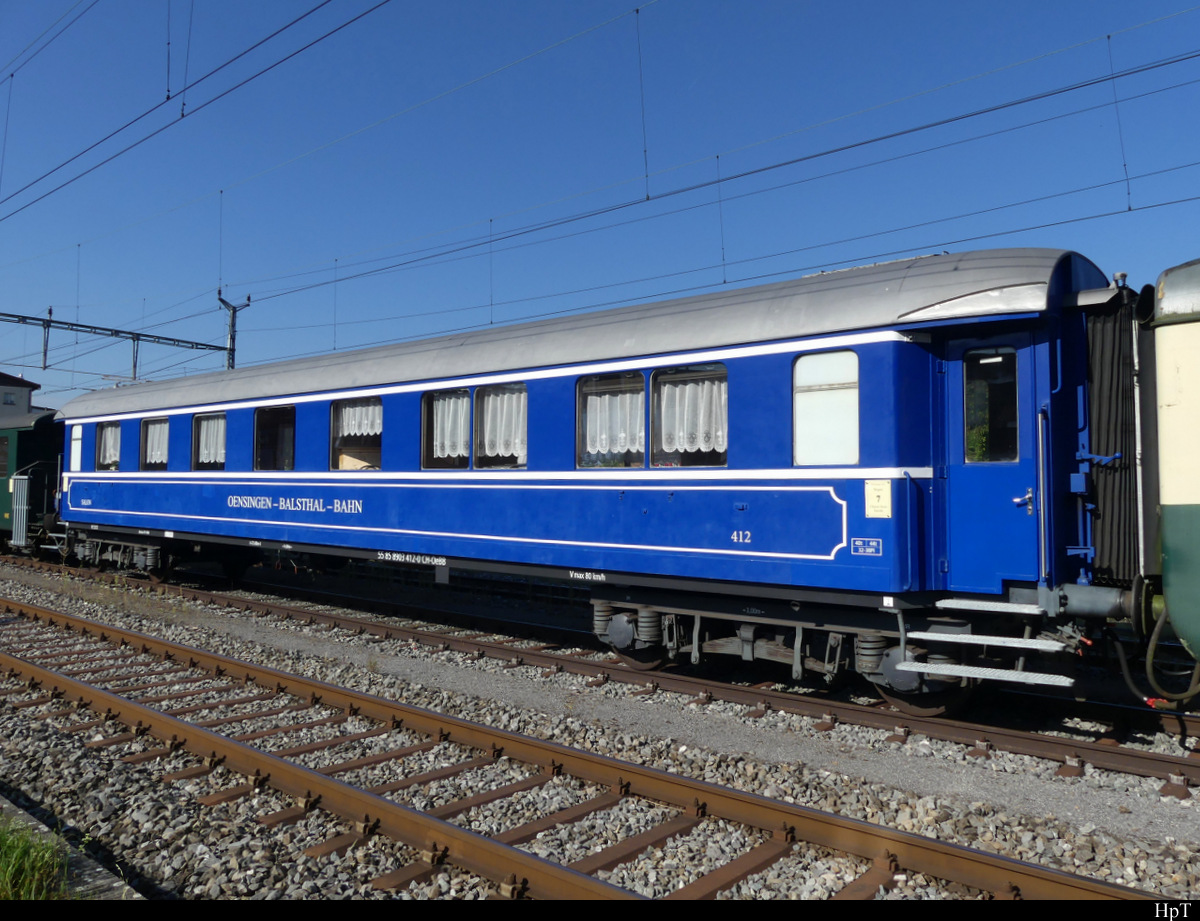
{"left": 0, "top": 436, "right": 8, "bottom": 476}
{"left": 964, "top": 348, "right": 1018, "bottom": 463}
{"left": 254, "top": 406, "right": 295, "bottom": 471}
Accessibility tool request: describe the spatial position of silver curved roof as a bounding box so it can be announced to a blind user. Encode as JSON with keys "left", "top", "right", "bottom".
{"left": 59, "top": 248, "right": 1103, "bottom": 419}
{"left": 0, "top": 407, "right": 56, "bottom": 431}
{"left": 1155, "top": 256, "right": 1200, "bottom": 324}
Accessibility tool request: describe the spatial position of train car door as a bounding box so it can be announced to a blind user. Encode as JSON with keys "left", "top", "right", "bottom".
{"left": 945, "top": 335, "right": 1040, "bottom": 593}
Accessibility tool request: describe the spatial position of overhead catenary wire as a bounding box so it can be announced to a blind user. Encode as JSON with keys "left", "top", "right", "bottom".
{"left": 0, "top": 0, "right": 344, "bottom": 215}
{"left": 201, "top": 6, "right": 1200, "bottom": 302}
{"left": 0, "top": 75, "right": 12, "bottom": 197}
{"left": 0, "top": 0, "right": 395, "bottom": 224}
{"left": 238, "top": 41, "right": 1200, "bottom": 309}
{"left": 3, "top": 0, "right": 1160, "bottom": 294}
{"left": 0, "top": 0, "right": 100, "bottom": 79}
{"left": 44, "top": 46, "right": 1200, "bottom": 370}
{"left": 2, "top": 5, "right": 1187, "bottom": 318}
{"left": 36, "top": 175, "right": 1200, "bottom": 391}
{"left": 237, "top": 188, "right": 1200, "bottom": 366}
{"left": 57, "top": 54, "right": 1183, "bottom": 334}
{"left": 235, "top": 159, "right": 1200, "bottom": 342}
{"left": 178, "top": 0, "right": 195, "bottom": 116}
{"left": 0, "top": 0, "right": 664, "bottom": 332}
{"left": 165, "top": 1, "right": 172, "bottom": 101}
{"left": 8, "top": 6, "right": 1200, "bottom": 392}
{"left": 1107, "top": 34, "right": 1134, "bottom": 211}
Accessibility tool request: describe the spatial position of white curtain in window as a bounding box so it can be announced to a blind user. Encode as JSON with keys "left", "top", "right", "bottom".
{"left": 659, "top": 378, "right": 727, "bottom": 453}
{"left": 143, "top": 419, "right": 169, "bottom": 465}
{"left": 586, "top": 391, "right": 644, "bottom": 455}
{"left": 196, "top": 415, "right": 226, "bottom": 465}
{"left": 477, "top": 387, "right": 527, "bottom": 463}
{"left": 98, "top": 423, "right": 121, "bottom": 467}
{"left": 432, "top": 392, "right": 470, "bottom": 458}
{"left": 334, "top": 398, "right": 383, "bottom": 437}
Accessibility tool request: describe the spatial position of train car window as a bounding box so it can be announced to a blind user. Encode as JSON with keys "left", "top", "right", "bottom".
{"left": 331, "top": 398, "right": 382, "bottom": 470}
{"left": 0, "top": 436, "right": 8, "bottom": 476}
{"left": 254, "top": 406, "right": 295, "bottom": 471}
{"left": 140, "top": 418, "right": 169, "bottom": 471}
{"left": 577, "top": 373, "right": 645, "bottom": 468}
{"left": 69, "top": 426, "right": 82, "bottom": 472}
{"left": 193, "top": 413, "right": 226, "bottom": 471}
{"left": 422, "top": 389, "right": 470, "bottom": 469}
{"left": 475, "top": 383, "right": 528, "bottom": 469}
{"left": 793, "top": 351, "right": 859, "bottom": 465}
{"left": 96, "top": 421, "right": 120, "bottom": 471}
{"left": 964, "top": 348, "right": 1018, "bottom": 463}
{"left": 650, "top": 365, "right": 728, "bottom": 467}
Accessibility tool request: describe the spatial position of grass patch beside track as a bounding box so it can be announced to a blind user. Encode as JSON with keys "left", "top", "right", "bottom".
{"left": 0, "top": 818, "right": 71, "bottom": 900}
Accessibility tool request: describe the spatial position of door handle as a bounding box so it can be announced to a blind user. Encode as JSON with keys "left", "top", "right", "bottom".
{"left": 1012, "top": 488, "right": 1034, "bottom": 515}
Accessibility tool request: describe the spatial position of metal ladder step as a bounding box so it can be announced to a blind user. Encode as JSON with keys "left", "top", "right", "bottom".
{"left": 894, "top": 661, "right": 1074, "bottom": 687}
{"left": 934, "top": 599, "right": 1045, "bottom": 615}
{"left": 905, "top": 631, "right": 1066, "bottom": 653}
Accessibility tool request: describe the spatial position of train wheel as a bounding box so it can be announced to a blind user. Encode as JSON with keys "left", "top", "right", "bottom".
{"left": 873, "top": 682, "right": 974, "bottom": 718}
{"left": 611, "top": 645, "right": 666, "bottom": 671}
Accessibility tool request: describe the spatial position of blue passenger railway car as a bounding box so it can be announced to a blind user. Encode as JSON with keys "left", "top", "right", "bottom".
{"left": 51, "top": 248, "right": 1200, "bottom": 713}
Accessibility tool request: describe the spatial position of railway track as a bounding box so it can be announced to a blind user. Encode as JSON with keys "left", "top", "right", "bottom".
{"left": 3, "top": 555, "right": 1198, "bottom": 800}
{"left": 0, "top": 593, "right": 1158, "bottom": 899}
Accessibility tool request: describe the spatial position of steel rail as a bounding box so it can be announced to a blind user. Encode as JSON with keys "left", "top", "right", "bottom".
{"left": 4, "top": 558, "right": 1197, "bottom": 783}
{"left": 0, "top": 644, "right": 635, "bottom": 899}
{"left": 0, "top": 596, "right": 1157, "bottom": 900}
{"left": 121, "top": 574, "right": 1200, "bottom": 785}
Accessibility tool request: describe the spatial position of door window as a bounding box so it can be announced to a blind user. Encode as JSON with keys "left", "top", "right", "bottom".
{"left": 964, "top": 348, "right": 1018, "bottom": 463}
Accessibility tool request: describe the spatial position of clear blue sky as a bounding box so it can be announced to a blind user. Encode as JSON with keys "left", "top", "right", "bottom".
{"left": 2, "top": 0, "right": 1198, "bottom": 406}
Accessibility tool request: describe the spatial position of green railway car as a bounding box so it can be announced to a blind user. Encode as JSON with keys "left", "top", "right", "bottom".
{"left": 0, "top": 373, "right": 62, "bottom": 550}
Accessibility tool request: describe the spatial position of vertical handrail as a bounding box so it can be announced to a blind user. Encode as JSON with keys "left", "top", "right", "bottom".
{"left": 1037, "top": 408, "right": 1050, "bottom": 583}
